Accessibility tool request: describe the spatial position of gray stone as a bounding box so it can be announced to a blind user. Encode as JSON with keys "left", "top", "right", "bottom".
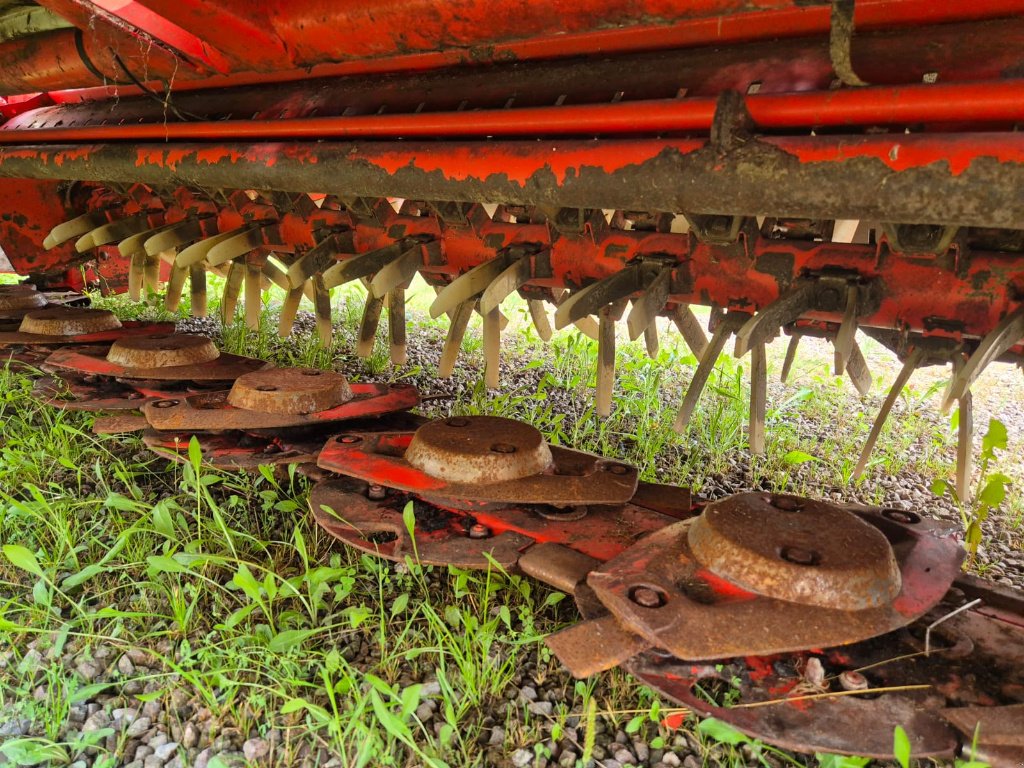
{"left": 633, "top": 741, "right": 650, "bottom": 762}
{"left": 75, "top": 661, "right": 101, "bottom": 682}
{"left": 683, "top": 755, "right": 700, "bottom": 768}
{"left": 113, "top": 707, "right": 139, "bottom": 726}
{"left": 155, "top": 742, "right": 179, "bottom": 761}
{"left": 415, "top": 703, "right": 434, "bottom": 723}
{"left": 118, "top": 655, "right": 135, "bottom": 676}
{"left": 182, "top": 722, "right": 200, "bottom": 749}
{"left": 193, "top": 748, "right": 212, "bottom": 768}
{"left": 142, "top": 700, "right": 163, "bottom": 721}
{"left": 135, "top": 746, "right": 154, "bottom": 760}
{"left": 661, "top": 753, "right": 682, "bottom": 767}
{"left": 511, "top": 748, "right": 534, "bottom": 768}
{"left": 519, "top": 686, "right": 538, "bottom": 703}
{"left": 420, "top": 681, "right": 442, "bottom": 697}
{"left": 83, "top": 711, "right": 111, "bottom": 733}
{"left": 603, "top": 761, "right": 622, "bottom": 768}
{"left": 242, "top": 738, "right": 270, "bottom": 762}
{"left": 488, "top": 726, "right": 505, "bottom": 746}
{"left": 143, "top": 756, "right": 165, "bottom": 768}
{"left": 528, "top": 701, "right": 553, "bottom": 717}
{"left": 613, "top": 748, "right": 635, "bottom": 764}
{"left": 125, "top": 716, "right": 152, "bottom": 738}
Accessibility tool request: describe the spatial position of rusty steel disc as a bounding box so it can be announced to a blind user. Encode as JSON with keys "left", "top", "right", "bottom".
{"left": 687, "top": 493, "right": 901, "bottom": 610}
{"left": 405, "top": 416, "right": 553, "bottom": 484}
{"left": 0, "top": 320, "right": 177, "bottom": 347}
{"left": 584, "top": 496, "right": 963, "bottom": 660}
{"left": 19, "top": 307, "right": 122, "bottom": 336}
{"left": 317, "top": 424, "right": 639, "bottom": 506}
{"left": 227, "top": 368, "right": 353, "bottom": 414}
{"left": 43, "top": 342, "right": 267, "bottom": 381}
{"left": 143, "top": 381, "right": 419, "bottom": 430}
{"left": 106, "top": 334, "right": 219, "bottom": 368}
{"left": 0, "top": 288, "right": 46, "bottom": 311}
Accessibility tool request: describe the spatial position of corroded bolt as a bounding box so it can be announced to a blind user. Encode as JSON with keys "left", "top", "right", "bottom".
{"left": 839, "top": 671, "right": 869, "bottom": 692}
{"left": 780, "top": 546, "right": 820, "bottom": 566}
{"left": 446, "top": 417, "right": 470, "bottom": 427}
{"left": 491, "top": 442, "right": 516, "bottom": 454}
{"left": 882, "top": 508, "right": 919, "bottom": 525}
{"left": 630, "top": 586, "right": 666, "bottom": 609}
{"left": 468, "top": 523, "right": 491, "bottom": 539}
{"left": 153, "top": 399, "right": 179, "bottom": 409}
{"left": 607, "top": 464, "right": 630, "bottom": 476}
{"left": 367, "top": 484, "right": 387, "bottom": 500}
{"left": 339, "top": 435, "right": 361, "bottom": 444}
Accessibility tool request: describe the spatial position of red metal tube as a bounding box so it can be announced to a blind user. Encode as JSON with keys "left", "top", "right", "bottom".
{"left": 12, "top": 0, "right": 1024, "bottom": 98}
{"left": 3, "top": 81, "right": 1023, "bottom": 144}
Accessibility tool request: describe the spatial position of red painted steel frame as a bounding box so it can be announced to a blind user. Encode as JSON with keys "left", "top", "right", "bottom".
{"left": 4, "top": 0, "right": 1024, "bottom": 97}
{"left": 3, "top": 81, "right": 1024, "bottom": 144}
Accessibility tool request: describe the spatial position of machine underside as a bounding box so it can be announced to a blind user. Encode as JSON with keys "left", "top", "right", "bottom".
{"left": 0, "top": 0, "right": 1023, "bottom": 762}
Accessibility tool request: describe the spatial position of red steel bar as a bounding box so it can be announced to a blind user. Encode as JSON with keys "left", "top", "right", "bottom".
{"left": 3, "top": 81, "right": 1023, "bottom": 144}
{"left": 8, "top": 0, "right": 1024, "bottom": 98}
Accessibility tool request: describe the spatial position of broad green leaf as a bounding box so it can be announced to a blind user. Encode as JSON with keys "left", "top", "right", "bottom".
{"left": 187, "top": 435, "right": 203, "bottom": 467}
{"left": 70, "top": 683, "right": 113, "bottom": 703}
{"left": 893, "top": 725, "right": 911, "bottom": 768}
{"left": 402, "top": 500, "right": 416, "bottom": 539}
{"left": 982, "top": 418, "right": 1008, "bottom": 453}
{"left": 782, "top": 450, "right": 817, "bottom": 465}
{"left": 62, "top": 563, "right": 107, "bottom": 590}
{"left": 147, "top": 555, "right": 187, "bottom": 574}
{"left": 267, "top": 628, "right": 318, "bottom": 652}
{"left": 930, "top": 478, "right": 949, "bottom": 498}
{"left": 0, "top": 738, "right": 69, "bottom": 766}
{"left": 817, "top": 753, "right": 872, "bottom": 768}
{"left": 391, "top": 592, "right": 409, "bottom": 617}
{"left": 697, "top": 717, "right": 747, "bottom": 746}
{"left": 979, "top": 474, "right": 1009, "bottom": 508}
{"left": 231, "top": 563, "right": 262, "bottom": 601}
{"left": 2, "top": 544, "right": 43, "bottom": 577}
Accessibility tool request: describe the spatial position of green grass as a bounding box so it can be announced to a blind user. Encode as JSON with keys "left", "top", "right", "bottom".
{"left": 0, "top": 280, "right": 1009, "bottom": 768}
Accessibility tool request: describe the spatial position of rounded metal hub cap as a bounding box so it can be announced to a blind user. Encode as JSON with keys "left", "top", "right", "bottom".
{"left": 687, "top": 493, "right": 901, "bottom": 610}
{"left": 405, "top": 416, "right": 553, "bottom": 484}
{"left": 0, "top": 288, "right": 48, "bottom": 311}
{"left": 19, "top": 307, "right": 122, "bottom": 335}
{"left": 227, "top": 368, "right": 353, "bottom": 414}
{"left": 106, "top": 334, "right": 219, "bottom": 368}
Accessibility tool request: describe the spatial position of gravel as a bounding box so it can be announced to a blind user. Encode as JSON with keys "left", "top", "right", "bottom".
{"left": 0, "top": 310, "right": 1020, "bottom": 767}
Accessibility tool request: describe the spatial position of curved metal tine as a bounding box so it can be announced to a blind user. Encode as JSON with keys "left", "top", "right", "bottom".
{"left": 287, "top": 235, "right": 342, "bottom": 289}
{"left": 45, "top": 212, "right": 107, "bottom": 249}
{"left": 368, "top": 244, "right": 421, "bottom": 299}
{"left": 483, "top": 306, "right": 501, "bottom": 388}
{"left": 833, "top": 285, "right": 859, "bottom": 375}
{"left": 671, "top": 305, "right": 709, "bottom": 358}
{"left": 853, "top": 347, "right": 926, "bottom": 479}
{"left": 76, "top": 215, "right": 151, "bottom": 253}
{"left": 626, "top": 268, "right": 671, "bottom": 341}
{"left": 674, "top": 312, "right": 748, "bottom": 432}
{"left": 117, "top": 222, "right": 176, "bottom": 258}
{"left": 438, "top": 301, "right": 475, "bottom": 378}
{"left": 429, "top": 253, "right": 514, "bottom": 319}
{"left": 279, "top": 285, "right": 304, "bottom": 338}
{"left": 322, "top": 241, "right": 408, "bottom": 290}
{"left": 244, "top": 258, "right": 264, "bottom": 330}
{"left": 734, "top": 280, "right": 816, "bottom": 357}
{"left": 573, "top": 317, "right": 600, "bottom": 340}
{"left": 527, "top": 299, "right": 553, "bottom": 342}
{"left": 953, "top": 355, "right": 974, "bottom": 503}
{"left": 554, "top": 265, "right": 646, "bottom": 330}
{"left": 596, "top": 302, "right": 626, "bottom": 417}
{"left": 165, "top": 263, "right": 188, "bottom": 312}
{"left": 749, "top": 341, "right": 767, "bottom": 454}
{"left": 127, "top": 252, "right": 146, "bottom": 301}
{"left": 189, "top": 265, "right": 208, "bottom": 317}
{"left": 145, "top": 218, "right": 205, "bottom": 256}
{"left": 780, "top": 334, "right": 800, "bottom": 383}
{"left": 356, "top": 293, "right": 385, "bottom": 358}
{"left": 643, "top": 322, "right": 659, "bottom": 359}
{"left": 143, "top": 252, "right": 164, "bottom": 299}
{"left": 845, "top": 339, "right": 872, "bottom": 396}
{"left": 220, "top": 261, "right": 245, "bottom": 323}
{"left": 207, "top": 225, "right": 266, "bottom": 267}
{"left": 313, "top": 275, "right": 332, "bottom": 344}
{"left": 261, "top": 258, "right": 290, "bottom": 292}
{"left": 478, "top": 256, "right": 532, "bottom": 316}
{"left": 942, "top": 305, "right": 1024, "bottom": 411}
{"left": 176, "top": 227, "right": 249, "bottom": 268}
{"left": 388, "top": 288, "right": 407, "bottom": 365}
